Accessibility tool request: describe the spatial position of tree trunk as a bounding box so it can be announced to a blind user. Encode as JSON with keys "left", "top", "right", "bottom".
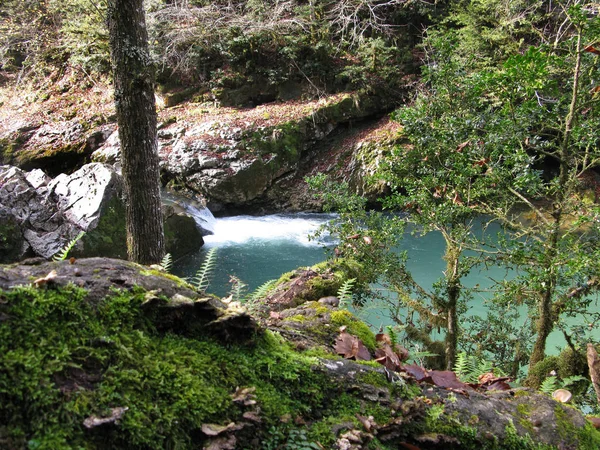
{"left": 107, "top": 0, "right": 164, "bottom": 264}
{"left": 444, "top": 243, "right": 460, "bottom": 370}
{"left": 528, "top": 288, "right": 554, "bottom": 371}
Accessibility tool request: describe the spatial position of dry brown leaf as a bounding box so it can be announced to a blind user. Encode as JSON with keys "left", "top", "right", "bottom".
{"left": 401, "top": 364, "right": 431, "bottom": 382}
{"left": 374, "top": 345, "right": 402, "bottom": 371}
{"left": 478, "top": 372, "right": 496, "bottom": 385}
{"left": 375, "top": 333, "right": 392, "bottom": 346}
{"left": 484, "top": 380, "right": 512, "bottom": 391}
{"left": 201, "top": 422, "right": 239, "bottom": 436}
{"left": 33, "top": 270, "right": 57, "bottom": 288}
{"left": 587, "top": 416, "right": 600, "bottom": 429}
{"left": 429, "top": 370, "right": 470, "bottom": 390}
{"left": 456, "top": 140, "right": 470, "bottom": 152}
{"left": 83, "top": 406, "right": 128, "bottom": 429}
{"left": 584, "top": 45, "right": 600, "bottom": 55}
{"left": 334, "top": 331, "right": 371, "bottom": 361}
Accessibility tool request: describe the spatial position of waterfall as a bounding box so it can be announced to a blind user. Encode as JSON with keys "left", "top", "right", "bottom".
{"left": 203, "top": 213, "right": 336, "bottom": 247}
{"left": 161, "top": 191, "right": 216, "bottom": 236}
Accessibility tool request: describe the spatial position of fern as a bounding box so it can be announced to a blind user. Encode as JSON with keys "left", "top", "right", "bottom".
{"left": 540, "top": 376, "right": 559, "bottom": 394}
{"left": 53, "top": 231, "right": 85, "bottom": 261}
{"left": 192, "top": 248, "right": 217, "bottom": 292}
{"left": 561, "top": 375, "right": 587, "bottom": 387}
{"left": 228, "top": 275, "right": 248, "bottom": 302}
{"left": 386, "top": 325, "right": 399, "bottom": 347}
{"left": 160, "top": 253, "right": 173, "bottom": 273}
{"left": 248, "top": 279, "right": 277, "bottom": 302}
{"left": 454, "top": 352, "right": 478, "bottom": 383}
{"left": 336, "top": 278, "right": 356, "bottom": 308}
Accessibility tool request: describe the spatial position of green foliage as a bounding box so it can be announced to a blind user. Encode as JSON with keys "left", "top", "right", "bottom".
{"left": 336, "top": 277, "right": 356, "bottom": 308}
{"left": 0, "top": 285, "right": 359, "bottom": 448}
{"left": 227, "top": 274, "right": 248, "bottom": 301}
{"left": 306, "top": 173, "right": 406, "bottom": 304}
{"left": 454, "top": 351, "right": 502, "bottom": 384}
{"left": 191, "top": 247, "right": 217, "bottom": 292}
{"left": 248, "top": 278, "right": 277, "bottom": 302}
{"left": 160, "top": 252, "right": 172, "bottom": 273}
{"left": 52, "top": 231, "right": 85, "bottom": 261}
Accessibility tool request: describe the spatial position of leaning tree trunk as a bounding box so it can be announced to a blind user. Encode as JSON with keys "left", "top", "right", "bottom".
{"left": 107, "top": 0, "right": 164, "bottom": 264}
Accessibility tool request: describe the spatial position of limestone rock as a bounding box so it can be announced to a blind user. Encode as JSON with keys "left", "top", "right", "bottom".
{"left": 0, "top": 164, "right": 206, "bottom": 262}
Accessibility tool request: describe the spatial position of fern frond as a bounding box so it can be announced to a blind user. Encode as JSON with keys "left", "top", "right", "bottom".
{"left": 160, "top": 253, "right": 173, "bottom": 273}
{"left": 476, "top": 359, "right": 494, "bottom": 376}
{"left": 386, "top": 325, "right": 399, "bottom": 347}
{"left": 248, "top": 279, "right": 277, "bottom": 302}
{"left": 540, "top": 376, "right": 559, "bottom": 394}
{"left": 453, "top": 351, "right": 478, "bottom": 383}
{"left": 228, "top": 275, "right": 247, "bottom": 301}
{"left": 561, "top": 375, "right": 588, "bottom": 388}
{"left": 192, "top": 248, "right": 217, "bottom": 292}
{"left": 337, "top": 278, "right": 356, "bottom": 308}
{"left": 53, "top": 231, "right": 85, "bottom": 261}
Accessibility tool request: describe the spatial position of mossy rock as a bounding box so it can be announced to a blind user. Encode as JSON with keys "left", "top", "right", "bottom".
{"left": 1, "top": 260, "right": 599, "bottom": 449}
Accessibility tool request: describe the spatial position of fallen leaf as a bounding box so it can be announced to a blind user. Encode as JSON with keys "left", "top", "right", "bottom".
{"left": 269, "top": 311, "right": 281, "bottom": 320}
{"left": 33, "top": 270, "right": 57, "bottom": 288}
{"left": 587, "top": 416, "right": 600, "bottom": 429}
{"left": 201, "top": 422, "right": 239, "bottom": 436}
{"left": 401, "top": 364, "right": 431, "bottom": 382}
{"left": 335, "top": 331, "right": 371, "bottom": 361}
{"left": 478, "top": 372, "right": 496, "bottom": 384}
{"left": 376, "top": 333, "right": 392, "bottom": 346}
{"left": 375, "top": 345, "right": 402, "bottom": 371}
{"left": 456, "top": 140, "right": 470, "bottom": 152}
{"left": 429, "top": 370, "right": 470, "bottom": 390}
{"left": 483, "top": 380, "right": 512, "bottom": 391}
{"left": 83, "top": 406, "right": 128, "bottom": 429}
{"left": 394, "top": 344, "right": 410, "bottom": 362}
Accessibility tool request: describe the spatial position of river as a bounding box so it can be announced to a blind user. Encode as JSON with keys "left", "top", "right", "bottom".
{"left": 172, "top": 212, "right": 597, "bottom": 355}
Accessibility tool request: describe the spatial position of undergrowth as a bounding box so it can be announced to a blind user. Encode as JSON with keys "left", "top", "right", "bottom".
{"left": 0, "top": 285, "right": 360, "bottom": 449}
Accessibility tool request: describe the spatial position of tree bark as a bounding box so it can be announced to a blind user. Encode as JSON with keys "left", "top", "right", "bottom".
{"left": 444, "top": 242, "right": 460, "bottom": 370}
{"left": 587, "top": 343, "right": 600, "bottom": 405}
{"left": 107, "top": 0, "right": 164, "bottom": 264}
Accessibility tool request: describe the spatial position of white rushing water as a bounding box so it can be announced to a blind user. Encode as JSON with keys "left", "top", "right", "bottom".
{"left": 202, "top": 213, "right": 336, "bottom": 247}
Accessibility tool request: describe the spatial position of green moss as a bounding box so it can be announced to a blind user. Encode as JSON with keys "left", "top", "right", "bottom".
{"left": 0, "top": 286, "right": 338, "bottom": 449}
{"left": 551, "top": 403, "right": 600, "bottom": 448}
{"left": 140, "top": 269, "right": 194, "bottom": 289}
{"left": 516, "top": 403, "right": 534, "bottom": 433}
{"left": 284, "top": 314, "right": 309, "bottom": 323}
{"left": 526, "top": 356, "right": 559, "bottom": 388}
{"left": 330, "top": 310, "right": 376, "bottom": 351}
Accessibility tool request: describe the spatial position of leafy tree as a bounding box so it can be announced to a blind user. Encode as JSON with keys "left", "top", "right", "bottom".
{"left": 107, "top": 0, "right": 165, "bottom": 264}
{"left": 381, "top": 0, "right": 600, "bottom": 375}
